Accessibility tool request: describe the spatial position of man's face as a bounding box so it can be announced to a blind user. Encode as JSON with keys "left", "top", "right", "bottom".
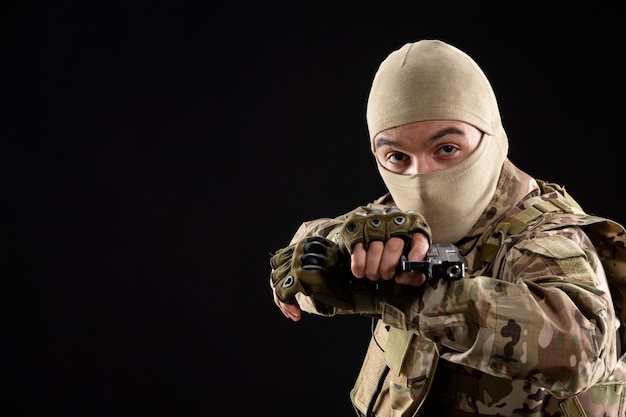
{"left": 373, "top": 120, "right": 482, "bottom": 175}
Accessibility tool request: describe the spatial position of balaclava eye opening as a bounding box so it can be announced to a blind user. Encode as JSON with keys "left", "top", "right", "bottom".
{"left": 366, "top": 40, "right": 509, "bottom": 243}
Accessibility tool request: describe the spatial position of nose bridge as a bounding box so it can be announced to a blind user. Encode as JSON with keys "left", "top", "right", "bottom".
{"left": 412, "top": 154, "right": 435, "bottom": 175}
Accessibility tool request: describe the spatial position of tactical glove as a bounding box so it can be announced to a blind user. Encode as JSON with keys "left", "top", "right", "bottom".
{"left": 339, "top": 206, "right": 431, "bottom": 253}
{"left": 270, "top": 236, "right": 354, "bottom": 311}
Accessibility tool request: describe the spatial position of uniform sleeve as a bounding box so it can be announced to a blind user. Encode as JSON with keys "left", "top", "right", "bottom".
{"left": 380, "top": 226, "right": 619, "bottom": 397}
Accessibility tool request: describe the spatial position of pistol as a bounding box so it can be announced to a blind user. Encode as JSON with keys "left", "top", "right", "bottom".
{"left": 344, "top": 243, "right": 466, "bottom": 313}
{"left": 397, "top": 243, "right": 466, "bottom": 281}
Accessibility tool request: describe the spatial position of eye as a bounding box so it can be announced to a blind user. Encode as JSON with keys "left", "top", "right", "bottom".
{"left": 387, "top": 151, "right": 409, "bottom": 164}
{"left": 437, "top": 144, "right": 459, "bottom": 157}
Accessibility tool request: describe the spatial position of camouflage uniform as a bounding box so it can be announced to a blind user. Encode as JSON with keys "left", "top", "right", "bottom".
{"left": 286, "top": 160, "right": 626, "bottom": 417}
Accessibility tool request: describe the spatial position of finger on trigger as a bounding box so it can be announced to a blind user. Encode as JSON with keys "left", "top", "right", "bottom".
{"left": 408, "top": 232, "right": 429, "bottom": 261}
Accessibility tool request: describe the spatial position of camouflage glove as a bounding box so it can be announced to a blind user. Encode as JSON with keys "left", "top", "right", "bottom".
{"left": 270, "top": 236, "right": 353, "bottom": 311}
{"left": 339, "top": 206, "right": 431, "bottom": 253}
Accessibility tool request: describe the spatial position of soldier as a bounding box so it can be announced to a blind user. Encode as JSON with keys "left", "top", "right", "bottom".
{"left": 269, "top": 40, "right": 625, "bottom": 416}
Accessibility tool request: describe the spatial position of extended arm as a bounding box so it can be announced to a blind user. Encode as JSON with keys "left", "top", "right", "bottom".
{"left": 380, "top": 226, "right": 618, "bottom": 397}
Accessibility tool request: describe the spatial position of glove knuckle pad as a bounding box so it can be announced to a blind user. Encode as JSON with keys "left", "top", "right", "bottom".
{"left": 269, "top": 236, "right": 347, "bottom": 305}
{"left": 340, "top": 206, "right": 431, "bottom": 252}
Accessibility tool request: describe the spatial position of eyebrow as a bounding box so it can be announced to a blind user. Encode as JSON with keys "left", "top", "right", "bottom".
{"left": 374, "top": 126, "right": 465, "bottom": 150}
{"left": 374, "top": 137, "right": 401, "bottom": 149}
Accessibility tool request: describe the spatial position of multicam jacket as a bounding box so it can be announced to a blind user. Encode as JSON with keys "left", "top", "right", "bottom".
{"left": 289, "top": 160, "right": 626, "bottom": 417}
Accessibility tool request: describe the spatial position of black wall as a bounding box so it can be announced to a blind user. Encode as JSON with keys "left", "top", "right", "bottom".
{"left": 2, "top": 2, "right": 623, "bottom": 416}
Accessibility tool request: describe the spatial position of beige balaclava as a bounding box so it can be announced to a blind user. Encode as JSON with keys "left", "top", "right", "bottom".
{"left": 366, "top": 40, "right": 509, "bottom": 243}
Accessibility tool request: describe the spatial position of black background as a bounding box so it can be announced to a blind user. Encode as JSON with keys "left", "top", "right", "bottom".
{"left": 2, "top": 2, "right": 624, "bottom": 416}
